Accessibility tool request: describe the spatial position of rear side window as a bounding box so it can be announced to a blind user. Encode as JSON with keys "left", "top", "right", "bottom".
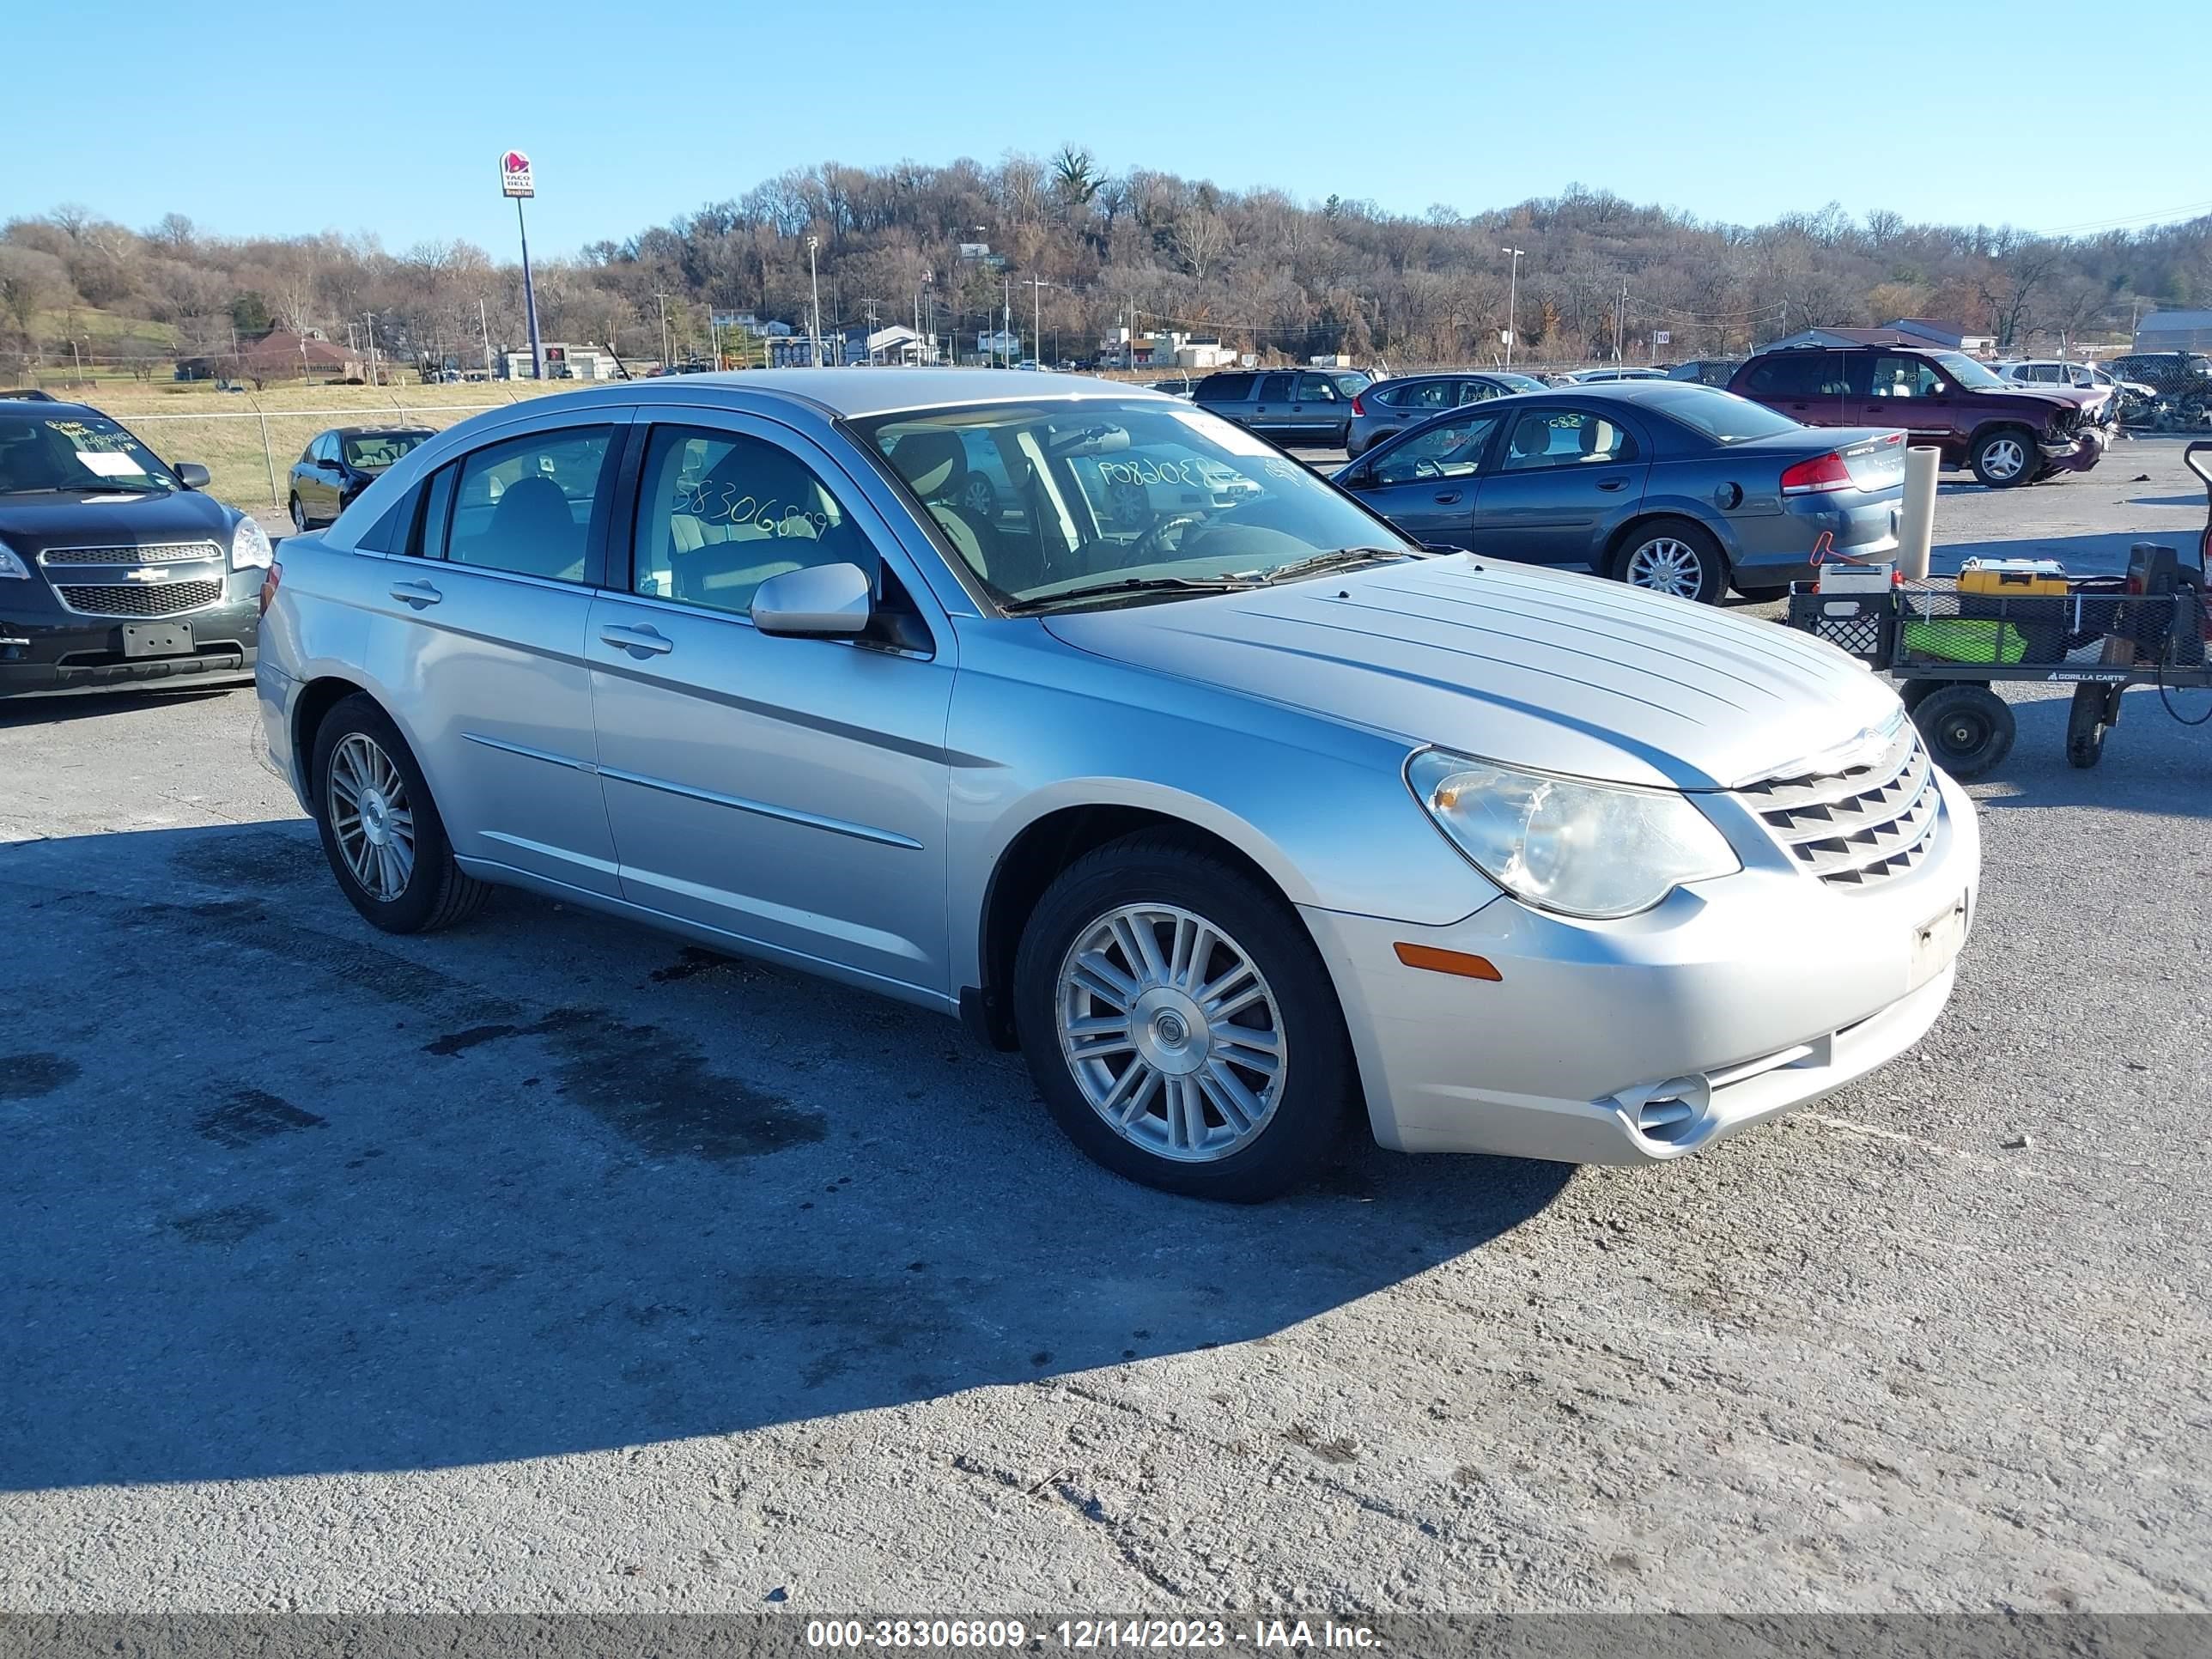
{"left": 1195, "top": 374, "right": 1253, "bottom": 402}
{"left": 1392, "top": 380, "right": 1461, "bottom": 412}
{"left": 438, "top": 426, "right": 615, "bottom": 582}
{"left": 1744, "top": 355, "right": 1835, "bottom": 398}
{"left": 1499, "top": 409, "right": 1636, "bottom": 470}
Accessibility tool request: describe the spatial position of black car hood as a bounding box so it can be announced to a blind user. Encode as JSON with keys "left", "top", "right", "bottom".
{"left": 0, "top": 488, "right": 236, "bottom": 553}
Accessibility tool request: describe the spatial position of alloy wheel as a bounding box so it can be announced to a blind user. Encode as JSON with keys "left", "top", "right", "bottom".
{"left": 961, "top": 477, "right": 996, "bottom": 518}
{"left": 1054, "top": 903, "right": 1286, "bottom": 1163}
{"left": 1981, "top": 436, "right": 2027, "bottom": 481}
{"left": 326, "top": 732, "right": 416, "bottom": 902}
{"left": 1625, "top": 537, "right": 1706, "bottom": 599}
{"left": 289, "top": 498, "right": 307, "bottom": 532}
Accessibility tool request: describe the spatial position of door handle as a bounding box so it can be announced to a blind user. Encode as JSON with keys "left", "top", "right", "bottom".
{"left": 1432, "top": 491, "right": 1462, "bottom": 505}
{"left": 388, "top": 580, "right": 441, "bottom": 608}
{"left": 1596, "top": 478, "right": 1629, "bottom": 491}
{"left": 599, "top": 623, "right": 674, "bottom": 658}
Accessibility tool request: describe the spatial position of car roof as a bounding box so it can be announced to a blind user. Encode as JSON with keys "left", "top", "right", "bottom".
{"left": 0, "top": 397, "right": 103, "bottom": 420}
{"left": 328, "top": 425, "right": 437, "bottom": 436}
{"left": 503, "top": 368, "right": 1181, "bottom": 422}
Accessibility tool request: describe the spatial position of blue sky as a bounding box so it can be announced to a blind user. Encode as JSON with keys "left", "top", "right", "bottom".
{"left": 8, "top": 0, "right": 2208, "bottom": 255}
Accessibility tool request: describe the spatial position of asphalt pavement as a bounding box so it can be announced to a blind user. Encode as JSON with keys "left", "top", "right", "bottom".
{"left": 1, "top": 441, "right": 2206, "bottom": 1613}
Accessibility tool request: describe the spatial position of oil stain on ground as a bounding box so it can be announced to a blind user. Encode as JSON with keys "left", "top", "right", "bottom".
{"left": 423, "top": 1007, "right": 824, "bottom": 1162}
{"left": 169, "top": 1203, "right": 279, "bottom": 1245}
{"left": 196, "top": 1086, "right": 328, "bottom": 1148}
{"left": 1, "top": 1052, "right": 80, "bottom": 1101}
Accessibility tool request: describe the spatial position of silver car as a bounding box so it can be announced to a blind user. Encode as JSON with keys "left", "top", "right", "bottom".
{"left": 257, "top": 370, "right": 1979, "bottom": 1200}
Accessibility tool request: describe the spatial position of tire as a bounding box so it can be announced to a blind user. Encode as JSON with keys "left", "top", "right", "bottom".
{"left": 310, "top": 693, "right": 491, "bottom": 933}
{"left": 1898, "top": 678, "right": 1945, "bottom": 714}
{"left": 1612, "top": 518, "right": 1726, "bottom": 604}
{"left": 288, "top": 495, "right": 308, "bottom": 533}
{"left": 1970, "top": 426, "right": 2037, "bottom": 489}
{"left": 1912, "top": 683, "right": 2015, "bottom": 779}
{"left": 959, "top": 474, "right": 999, "bottom": 520}
{"left": 2065, "top": 683, "right": 2111, "bottom": 769}
{"left": 1012, "top": 832, "right": 1357, "bottom": 1202}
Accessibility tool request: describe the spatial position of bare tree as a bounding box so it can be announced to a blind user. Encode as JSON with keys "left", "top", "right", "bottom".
{"left": 0, "top": 246, "right": 67, "bottom": 365}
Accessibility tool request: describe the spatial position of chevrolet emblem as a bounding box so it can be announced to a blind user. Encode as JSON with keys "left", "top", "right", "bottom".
{"left": 125, "top": 568, "right": 169, "bottom": 583}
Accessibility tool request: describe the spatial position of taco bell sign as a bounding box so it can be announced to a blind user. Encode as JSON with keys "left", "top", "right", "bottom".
{"left": 500, "top": 150, "right": 534, "bottom": 198}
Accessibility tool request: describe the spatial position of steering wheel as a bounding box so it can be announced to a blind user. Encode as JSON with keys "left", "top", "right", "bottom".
{"left": 1413, "top": 457, "right": 1443, "bottom": 481}
{"left": 1132, "top": 511, "right": 1206, "bottom": 559}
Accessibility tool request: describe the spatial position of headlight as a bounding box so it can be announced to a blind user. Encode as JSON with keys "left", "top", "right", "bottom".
{"left": 230, "top": 516, "right": 272, "bottom": 570}
{"left": 1407, "top": 749, "right": 1740, "bottom": 919}
{"left": 0, "top": 537, "right": 27, "bottom": 580}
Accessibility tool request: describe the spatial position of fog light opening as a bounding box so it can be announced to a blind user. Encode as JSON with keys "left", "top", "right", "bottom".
{"left": 1615, "top": 1075, "right": 1710, "bottom": 1145}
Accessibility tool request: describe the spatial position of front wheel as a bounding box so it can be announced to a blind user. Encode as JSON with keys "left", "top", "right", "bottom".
{"left": 1012, "top": 834, "right": 1357, "bottom": 1201}
{"left": 1613, "top": 520, "right": 1725, "bottom": 604}
{"left": 1912, "top": 683, "right": 2016, "bottom": 779}
{"left": 288, "top": 495, "right": 308, "bottom": 533}
{"left": 1971, "top": 427, "right": 2037, "bottom": 488}
{"left": 311, "top": 694, "right": 491, "bottom": 933}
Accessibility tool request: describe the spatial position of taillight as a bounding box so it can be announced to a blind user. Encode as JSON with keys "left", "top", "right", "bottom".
{"left": 1780, "top": 451, "right": 1853, "bottom": 495}
{"left": 258, "top": 560, "right": 281, "bottom": 617}
{"left": 1351, "top": 392, "right": 1367, "bottom": 416}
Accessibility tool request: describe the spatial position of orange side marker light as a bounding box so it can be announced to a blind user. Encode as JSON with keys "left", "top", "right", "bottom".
{"left": 1393, "top": 943, "right": 1503, "bottom": 981}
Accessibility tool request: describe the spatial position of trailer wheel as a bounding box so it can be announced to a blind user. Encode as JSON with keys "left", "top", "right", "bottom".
{"left": 2065, "top": 683, "right": 2114, "bottom": 769}
{"left": 1914, "top": 684, "right": 2014, "bottom": 779}
{"left": 1899, "top": 678, "right": 1944, "bottom": 713}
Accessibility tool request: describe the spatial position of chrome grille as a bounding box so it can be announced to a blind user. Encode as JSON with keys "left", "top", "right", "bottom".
{"left": 39, "top": 542, "right": 224, "bottom": 568}
{"left": 1735, "top": 717, "right": 1940, "bottom": 889}
{"left": 53, "top": 579, "right": 227, "bottom": 617}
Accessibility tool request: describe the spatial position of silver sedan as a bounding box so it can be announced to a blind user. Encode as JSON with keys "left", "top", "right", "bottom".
{"left": 257, "top": 371, "right": 1978, "bottom": 1200}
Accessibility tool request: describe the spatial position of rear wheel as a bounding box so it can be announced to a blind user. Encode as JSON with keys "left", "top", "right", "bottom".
{"left": 1613, "top": 519, "right": 1725, "bottom": 605}
{"left": 1912, "top": 683, "right": 2015, "bottom": 779}
{"left": 311, "top": 694, "right": 490, "bottom": 933}
{"left": 1012, "top": 834, "right": 1356, "bottom": 1202}
{"left": 959, "top": 473, "right": 999, "bottom": 520}
{"left": 1971, "top": 427, "right": 2037, "bottom": 488}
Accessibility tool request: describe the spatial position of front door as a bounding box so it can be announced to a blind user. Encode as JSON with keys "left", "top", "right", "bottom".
{"left": 356, "top": 410, "right": 629, "bottom": 896}
{"left": 585, "top": 413, "right": 956, "bottom": 997}
{"left": 1289, "top": 372, "right": 1348, "bottom": 443}
{"left": 1347, "top": 410, "right": 1506, "bottom": 550}
{"left": 1472, "top": 405, "right": 1650, "bottom": 567}
{"left": 1853, "top": 353, "right": 1959, "bottom": 448}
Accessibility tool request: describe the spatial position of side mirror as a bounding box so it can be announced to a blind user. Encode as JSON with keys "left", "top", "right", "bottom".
{"left": 173, "top": 462, "right": 211, "bottom": 489}
{"left": 1336, "top": 465, "right": 1371, "bottom": 488}
{"left": 751, "top": 561, "right": 873, "bottom": 636}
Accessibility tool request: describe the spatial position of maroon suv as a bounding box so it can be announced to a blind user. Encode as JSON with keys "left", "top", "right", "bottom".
{"left": 1728, "top": 344, "right": 2108, "bottom": 488}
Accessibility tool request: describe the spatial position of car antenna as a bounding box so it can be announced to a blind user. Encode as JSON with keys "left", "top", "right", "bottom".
{"left": 602, "top": 339, "right": 633, "bottom": 381}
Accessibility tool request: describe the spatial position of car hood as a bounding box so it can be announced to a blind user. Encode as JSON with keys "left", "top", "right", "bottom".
{"left": 0, "top": 488, "right": 235, "bottom": 553}
{"left": 1041, "top": 556, "right": 1899, "bottom": 791}
{"left": 1977, "top": 385, "right": 2096, "bottom": 414}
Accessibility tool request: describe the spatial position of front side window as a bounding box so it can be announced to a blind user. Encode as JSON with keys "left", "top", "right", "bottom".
{"left": 0, "top": 412, "right": 181, "bottom": 495}
{"left": 1296, "top": 373, "right": 1342, "bottom": 403}
{"left": 859, "top": 398, "right": 1413, "bottom": 611}
{"left": 1255, "top": 374, "right": 1293, "bottom": 402}
{"left": 1370, "top": 413, "right": 1504, "bottom": 484}
{"left": 443, "top": 425, "right": 614, "bottom": 582}
{"left": 1869, "top": 356, "right": 1946, "bottom": 399}
{"left": 632, "top": 425, "right": 870, "bottom": 617}
{"left": 1498, "top": 409, "right": 1635, "bottom": 470}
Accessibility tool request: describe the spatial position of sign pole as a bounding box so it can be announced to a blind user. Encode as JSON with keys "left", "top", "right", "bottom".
{"left": 517, "top": 196, "right": 544, "bottom": 382}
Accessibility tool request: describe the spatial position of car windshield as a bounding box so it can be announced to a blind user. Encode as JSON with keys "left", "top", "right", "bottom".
{"left": 1644, "top": 386, "right": 1803, "bottom": 444}
{"left": 0, "top": 412, "right": 179, "bottom": 494}
{"left": 343, "top": 431, "right": 429, "bottom": 471}
{"left": 1935, "top": 353, "right": 2007, "bottom": 390}
{"left": 857, "top": 398, "right": 1416, "bottom": 610}
{"left": 1492, "top": 373, "right": 1547, "bottom": 393}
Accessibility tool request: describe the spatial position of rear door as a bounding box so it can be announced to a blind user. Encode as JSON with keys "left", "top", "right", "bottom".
{"left": 583, "top": 411, "right": 956, "bottom": 995}
{"left": 1741, "top": 352, "right": 1853, "bottom": 427}
{"left": 1248, "top": 374, "right": 1297, "bottom": 437}
{"left": 1470, "top": 404, "right": 1650, "bottom": 567}
{"left": 1345, "top": 410, "right": 1507, "bottom": 550}
{"left": 358, "top": 407, "right": 630, "bottom": 896}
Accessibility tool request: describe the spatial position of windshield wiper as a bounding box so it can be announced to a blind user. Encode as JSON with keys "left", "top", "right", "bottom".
{"left": 1245, "top": 545, "right": 1423, "bottom": 586}
{"left": 1001, "top": 574, "right": 1261, "bottom": 615}
{"left": 44, "top": 482, "right": 167, "bottom": 495}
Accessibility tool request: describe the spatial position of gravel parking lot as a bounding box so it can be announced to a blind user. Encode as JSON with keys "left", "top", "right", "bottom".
{"left": 2, "top": 439, "right": 2206, "bottom": 1613}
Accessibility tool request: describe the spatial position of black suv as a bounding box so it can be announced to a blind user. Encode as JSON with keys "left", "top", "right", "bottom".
{"left": 1, "top": 396, "right": 270, "bottom": 698}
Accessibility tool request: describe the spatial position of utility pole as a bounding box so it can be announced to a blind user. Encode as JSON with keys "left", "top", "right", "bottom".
{"left": 1024, "top": 277, "right": 1055, "bottom": 369}
{"left": 1500, "top": 246, "right": 1525, "bottom": 368}
{"left": 806, "top": 236, "right": 823, "bottom": 368}
{"left": 1615, "top": 277, "right": 1627, "bottom": 366}
{"left": 1001, "top": 275, "right": 1012, "bottom": 368}
{"left": 478, "top": 297, "right": 493, "bottom": 379}
{"left": 363, "top": 312, "right": 379, "bottom": 386}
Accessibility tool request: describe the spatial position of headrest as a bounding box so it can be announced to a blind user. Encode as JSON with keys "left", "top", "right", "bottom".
{"left": 890, "top": 430, "right": 965, "bottom": 499}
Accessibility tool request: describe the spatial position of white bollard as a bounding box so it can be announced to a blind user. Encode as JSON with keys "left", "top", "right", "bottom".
{"left": 1898, "top": 446, "right": 1939, "bottom": 581}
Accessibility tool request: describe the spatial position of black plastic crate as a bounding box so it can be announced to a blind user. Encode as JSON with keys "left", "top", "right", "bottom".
{"left": 1787, "top": 591, "right": 1893, "bottom": 664}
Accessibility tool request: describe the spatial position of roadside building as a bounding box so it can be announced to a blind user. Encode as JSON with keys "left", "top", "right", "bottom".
{"left": 2133, "top": 309, "right": 2212, "bottom": 352}
{"left": 495, "top": 343, "right": 623, "bottom": 380}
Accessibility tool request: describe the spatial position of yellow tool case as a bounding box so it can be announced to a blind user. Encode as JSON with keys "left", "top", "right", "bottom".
{"left": 1956, "top": 557, "right": 2069, "bottom": 596}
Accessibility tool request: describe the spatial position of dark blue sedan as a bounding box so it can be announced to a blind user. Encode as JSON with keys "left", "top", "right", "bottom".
{"left": 1334, "top": 382, "right": 1905, "bottom": 603}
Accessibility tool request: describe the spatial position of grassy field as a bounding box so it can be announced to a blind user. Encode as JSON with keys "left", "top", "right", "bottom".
{"left": 88, "top": 382, "right": 578, "bottom": 509}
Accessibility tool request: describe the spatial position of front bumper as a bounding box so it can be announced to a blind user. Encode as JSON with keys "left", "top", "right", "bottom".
{"left": 1304, "top": 768, "right": 1980, "bottom": 1164}
{"left": 2040, "top": 427, "right": 2107, "bottom": 475}
{"left": 0, "top": 586, "right": 260, "bottom": 698}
